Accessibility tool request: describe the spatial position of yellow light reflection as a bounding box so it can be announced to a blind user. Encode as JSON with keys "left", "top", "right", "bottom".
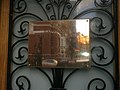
{"left": 76, "top": 19, "right": 89, "bottom": 44}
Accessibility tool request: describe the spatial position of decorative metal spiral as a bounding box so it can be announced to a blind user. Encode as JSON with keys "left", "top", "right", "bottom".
{"left": 88, "top": 78, "right": 106, "bottom": 90}
{"left": 14, "top": 0, "right": 27, "bottom": 13}
{"left": 16, "top": 75, "right": 31, "bottom": 90}
{"left": 94, "top": 0, "right": 112, "bottom": 7}
{"left": 15, "top": 47, "right": 28, "bottom": 64}
{"left": 91, "top": 37, "right": 115, "bottom": 66}
{"left": 12, "top": 39, "right": 28, "bottom": 65}
{"left": 90, "top": 17, "right": 113, "bottom": 36}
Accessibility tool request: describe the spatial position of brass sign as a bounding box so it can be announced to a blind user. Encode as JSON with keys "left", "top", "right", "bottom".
{"left": 28, "top": 19, "right": 90, "bottom": 68}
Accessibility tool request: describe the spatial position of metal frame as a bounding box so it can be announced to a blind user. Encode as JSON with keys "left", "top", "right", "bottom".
{"left": 7, "top": 0, "right": 119, "bottom": 90}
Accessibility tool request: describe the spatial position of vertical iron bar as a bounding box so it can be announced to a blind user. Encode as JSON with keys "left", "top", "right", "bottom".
{"left": 49, "top": 0, "right": 57, "bottom": 20}
{"left": 58, "top": 0, "right": 60, "bottom": 20}
{"left": 52, "top": 68, "right": 64, "bottom": 89}
{"left": 7, "top": 0, "right": 13, "bottom": 90}
{"left": 113, "top": 0, "right": 119, "bottom": 89}
{"left": 61, "top": 0, "right": 67, "bottom": 19}
{"left": 54, "top": 69, "right": 63, "bottom": 88}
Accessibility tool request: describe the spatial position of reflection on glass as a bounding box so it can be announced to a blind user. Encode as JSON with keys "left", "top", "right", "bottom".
{"left": 28, "top": 19, "right": 90, "bottom": 68}
{"left": 81, "top": 52, "right": 90, "bottom": 57}
{"left": 76, "top": 20, "right": 89, "bottom": 45}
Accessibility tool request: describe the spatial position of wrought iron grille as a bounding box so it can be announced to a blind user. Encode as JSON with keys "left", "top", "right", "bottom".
{"left": 8, "top": 0, "right": 119, "bottom": 90}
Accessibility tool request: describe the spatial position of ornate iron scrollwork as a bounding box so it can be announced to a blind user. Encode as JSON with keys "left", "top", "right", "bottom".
{"left": 8, "top": 0, "right": 118, "bottom": 90}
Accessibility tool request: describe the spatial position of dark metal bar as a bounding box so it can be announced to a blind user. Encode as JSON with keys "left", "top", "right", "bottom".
{"left": 58, "top": 0, "right": 60, "bottom": 20}
{"left": 61, "top": 0, "right": 67, "bottom": 19}
{"left": 49, "top": 0, "right": 57, "bottom": 20}
{"left": 53, "top": 69, "right": 64, "bottom": 88}
{"left": 7, "top": 0, "right": 13, "bottom": 90}
{"left": 113, "top": 0, "right": 119, "bottom": 89}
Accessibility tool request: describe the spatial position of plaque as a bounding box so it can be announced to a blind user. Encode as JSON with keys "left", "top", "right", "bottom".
{"left": 28, "top": 19, "right": 90, "bottom": 68}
